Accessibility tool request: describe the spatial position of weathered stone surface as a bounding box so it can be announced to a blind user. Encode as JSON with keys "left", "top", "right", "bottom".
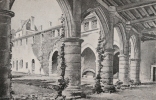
{"left": 129, "top": 59, "right": 140, "bottom": 83}
{"left": 0, "top": 9, "right": 14, "bottom": 99}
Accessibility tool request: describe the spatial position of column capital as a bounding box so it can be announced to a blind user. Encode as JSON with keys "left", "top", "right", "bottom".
{"left": 0, "top": 10, "right": 14, "bottom": 17}
{"left": 125, "top": 23, "right": 132, "bottom": 40}
{"left": 105, "top": 48, "right": 114, "bottom": 52}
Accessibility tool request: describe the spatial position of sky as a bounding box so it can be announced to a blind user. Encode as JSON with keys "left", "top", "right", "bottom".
{"left": 11, "top": 0, "right": 62, "bottom": 31}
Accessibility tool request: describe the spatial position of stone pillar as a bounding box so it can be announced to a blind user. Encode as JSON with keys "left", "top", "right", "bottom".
{"left": 129, "top": 36, "right": 141, "bottom": 83}
{"left": 118, "top": 54, "right": 129, "bottom": 85}
{"left": 101, "top": 49, "right": 114, "bottom": 85}
{"left": 0, "top": 10, "right": 14, "bottom": 99}
{"left": 63, "top": 38, "right": 83, "bottom": 91}
{"left": 129, "top": 59, "right": 140, "bottom": 83}
{"left": 118, "top": 23, "right": 132, "bottom": 85}
{"left": 100, "top": 7, "right": 115, "bottom": 86}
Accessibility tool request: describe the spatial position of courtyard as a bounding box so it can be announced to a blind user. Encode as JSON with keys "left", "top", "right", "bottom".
{"left": 12, "top": 72, "right": 156, "bottom": 100}
{"left": 1, "top": 0, "right": 156, "bottom": 99}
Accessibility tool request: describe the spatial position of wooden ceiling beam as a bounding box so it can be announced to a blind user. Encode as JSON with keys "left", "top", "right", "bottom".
{"left": 141, "top": 27, "right": 156, "bottom": 33}
{"left": 149, "top": 6, "right": 156, "bottom": 15}
{"left": 117, "top": 0, "right": 156, "bottom": 12}
{"left": 127, "top": 10, "right": 137, "bottom": 19}
{"left": 142, "top": 33, "right": 156, "bottom": 38}
{"left": 141, "top": 7, "right": 150, "bottom": 16}
{"left": 152, "top": 22, "right": 156, "bottom": 27}
{"left": 108, "top": 0, "right": 118, "bottom": 6}
{"left": 134, "top": 9, "right": 143, "bottom": 18}
{"left": 130, "top": 15, "right": 156, "bottom": 24}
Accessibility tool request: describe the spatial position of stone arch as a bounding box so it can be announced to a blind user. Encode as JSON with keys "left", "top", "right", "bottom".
{"left": 82, "top": 69, "right": 96, "bottom": 78}
{"left": 52, "top": 51, "right": 59, "bottom": 74}
{"left": 57, "top": 0, "right": 75, "bottom": 37}
{"left": 81, "top": 47, "right": 96, "bottom": 78}
{"left": 113, "top": 45, "right": 120, "bottom": 55}
{"left": 81, "top": 6, "right": 109, "bottom": 39}
{"left": 48, "top": 48, "right": 59, "bottom": 75}
{"left": 114, "top": 23, "right": 127, "bottom": 54}
{"left": 130, "top": 35, "right": 136, "bottom": 59}
{"left": 81, "top": 44, "right": 97, "bottom": 56}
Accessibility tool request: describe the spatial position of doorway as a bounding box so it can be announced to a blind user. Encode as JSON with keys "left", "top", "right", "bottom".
{"left": 32, "top": 59, "right": 35, "bottom": 73}
{"left": 153, "top": 67, "right": 156, "bottom": 81}
{"left": 113, "top": 52, "right": 120, "bottom": 79}
{"left": 52, "top": 51, "right": 58, "bottom": 74}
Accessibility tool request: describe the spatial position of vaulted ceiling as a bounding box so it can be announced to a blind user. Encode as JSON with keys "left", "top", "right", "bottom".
{"left": 102, "top": 0, "right": 156, "bottom": 41}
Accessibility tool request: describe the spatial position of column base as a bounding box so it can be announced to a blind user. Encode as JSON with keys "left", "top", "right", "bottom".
{"left": 63, "top": 86, "right": 85, "bottom": 100}
{"left": 102, "top": 84, "right": 116, "bottom": 93}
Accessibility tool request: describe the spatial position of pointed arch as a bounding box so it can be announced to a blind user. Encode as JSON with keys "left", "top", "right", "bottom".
{"left": 130, "top": 35, "right": 137, "bottom": 59}
{"left": 57, "top": 0, "right": 74, "bottom": 37}
{"left": 48, "top": 48, "right": 59, "bottom": 75}
{"left": 81, "top": 47, "right": 96, "bottom": 78}
{"left": 81, "top": 43, "right": 97, "bottom": 56}
{"left": 81, "top": 6, "right": 110, "bottom": 39}
{"left": 114, "top": 23, "right": 127, "bottom": 54}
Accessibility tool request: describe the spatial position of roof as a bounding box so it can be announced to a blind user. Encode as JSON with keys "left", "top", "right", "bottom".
{"left": 102, "top": 0, "right": 156, "bottom": 41}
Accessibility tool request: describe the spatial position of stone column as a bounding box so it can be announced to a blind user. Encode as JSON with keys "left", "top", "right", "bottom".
{"left": 129, "top": 59, "right": 140, "bottom": 83}
{"left": 0, "top": 10, "right": 14, "bottom": 99}
{"left": 129, "top": 36, "right": 141, "bottom": 83}
{"left": 63, "top": 38, "right": 83, "bottom": 91}
{"left": 100, "top": 7, "right": 115, "bottom": 85}
{"left": 118, "top": 23, "right": 131, "bottom": 85}
{"left": 118, "top": 54, "right": 129, "bottom": 85}
{"left": 101, "top": 49, "right": 114, "bottom": 85}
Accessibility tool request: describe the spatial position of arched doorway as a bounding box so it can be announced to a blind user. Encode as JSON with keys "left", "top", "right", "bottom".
{"left": 113, "top": 52, "right": 120, "bottom": 79}
{"left": 32, "top": 59, "right": 35, "bottom": 73}
{"left": 52, "top": 51, "right": 58, "bottom": 74}
{"left": 81, "top": 47, "right": 96, "bottom": 79}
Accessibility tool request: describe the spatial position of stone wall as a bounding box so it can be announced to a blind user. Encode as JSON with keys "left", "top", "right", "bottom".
{"left": 140, "top": 40, "right": 156, "bottom": 82}
{"left": 32, "top": 28, "right": 61, "bottom": 75}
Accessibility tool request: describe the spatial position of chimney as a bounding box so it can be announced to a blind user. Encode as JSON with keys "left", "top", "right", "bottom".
{"left": 30, "top": 16, "right": 35, "bottom": 30}
{"left": 38, "top": 25, "right": 43, "bottom": 31}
